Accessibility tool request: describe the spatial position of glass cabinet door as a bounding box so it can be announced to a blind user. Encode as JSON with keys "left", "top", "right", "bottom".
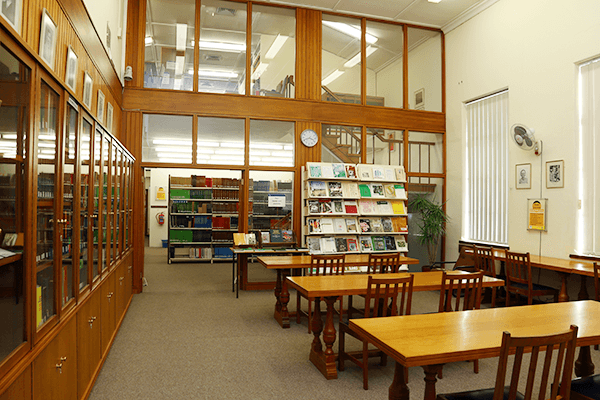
{"left": 102, "top": 135, "right": 110, "bottom": 271}
{"left": 36, "top": 80, "right": 59, "bottom": 328}
{"left": 116, "top": 147, "right": 123, "bottom": 257}
{"left": 61, "top": 103, "right": 77, "bottom": 306}
{"left": 110, "top": 143, "right": 117, "bottom": 264}
{"left": 79, "top": 118, "right": 92, "bottom": 291}
{"left": 92, "top": 129, "right": 102, "bottom": 280}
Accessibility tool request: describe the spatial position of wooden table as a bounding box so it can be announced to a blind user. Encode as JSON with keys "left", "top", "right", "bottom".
{"left": 350, "top": 300, "right": 600, "bottom": 400}
{"left": 286, "top": 270, "right": 505, "bottom": 380}
{"left": 258, "top": 254, "right": 419, "bottom": 328}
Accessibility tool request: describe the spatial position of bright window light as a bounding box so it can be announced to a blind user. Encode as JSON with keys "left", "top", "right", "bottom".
{"left": 252, "top": 63, "right": 269, "bottom": 79}
{"left": 153, "top": 139, "right": 193, "bottom": 146}
{"left": 2, "top": 134, "right": 17, "bottom": 139}
{"left": 249, "top": 150, "right": 271, "bottom": 156}
{"left": 271, "top": 151, "right": 293, "bottom": 157}
{"left": 176, "top": 24, "right": 187, "bottom": 52}
{"left": 199, "top": 41, "right": 246, "bottom": 52}
{"left": 39, "top": 134, "right": 56, "bottom": 141}
{"left": 249, "top": 143, "right": 283, "bottom": 150}
{"left": 220, "top": 142, "right": 244, "bottom": 148}
{"left": 344, "top": 46, "right": 378, "bottom": 69}
{"left": 145, "top": 36, "right": 153, "bottom": 45}
{"left": 155, "top": 147, "right": 192, "bottom": 153}
{"left": 264, "top": 35, "right": 288, "bottom": 60}
{"left": 210, "top": 155, "right": 244, "bottom": 161}
{"left": 198, "top": 70, "right": 238, "bottom": 79}
{"left": 197, "top": 148, "right": 215, "bottom": 154}
{"left": 157, "top": 153, "right": 191, "bottom": 159}
{"left": 214, "top": 149, "right": 244, "bottom": 155}
{"left": 159, "top": 158, "right": 192, "bottom": 163}
{"left": 283, "top": 145, "right": 293, "bottom": 150}
{"left": 322, "top": 70, "right": 344, "bottom": 86}
{"left": 197, "top": 141, "right": 220, "bottom": 147}
{"left": 322, "top": 21, "right": 377, "bottom": 44}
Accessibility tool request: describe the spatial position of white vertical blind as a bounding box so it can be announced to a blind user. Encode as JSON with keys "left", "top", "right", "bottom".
{"left": 465, "top": 90, "right": 508, "bottom": 245}
{"left": 578, "top": 58, "right": 600, "bottom": 256}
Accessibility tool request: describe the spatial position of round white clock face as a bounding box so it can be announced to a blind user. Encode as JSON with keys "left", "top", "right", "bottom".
{"left": 301, "top": 129, "right": 318, "bottom": 147}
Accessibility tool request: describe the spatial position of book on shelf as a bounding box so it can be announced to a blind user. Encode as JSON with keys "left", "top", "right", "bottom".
{"left": 359, "top": 199, "right": 377, "bottom": 214}
{"left": 371, "top": 218, "right": 384, "bottom": 232}
{"left": 384, "top": 236, "right": 397, "bottom": 251}
{"left": 333, "top": 218, "right": 347, "bottom": 233}
{"left": 395, "top": 236, "right": 408, "bottom": 252}
{"left": 371, "top": 236, "right": 386, "bottom": 251}
{"left": 359, "top": 236, "right": 373, "bottom": 252}
{"left": 359, "top": 218, "right": 372, "bottom": 233}
{"left": 395, "top": 166, "right": 406, "bottom": 181}
{"left": 384, "top": 167, "right": 396, "bottom": 181}
{"left": 394, "top": 184, "right": 407, "bottom": 199}
{"left": 282, "top": 230, "right": 294, "bottom": 242}
{"left": 384, "top": 184, "right": 396, "bottom": 198}
{"left": 309, "top": 181, "right": 328, "bottom": 197}
{"left": 370, "top": 183, "right": 385, "bottom": 197}
{"left": 391, "top": 216, "right": 408, "bottom": 233}
{"left": 358, "top": 165, "right": 372, "bottom": 180}
{"left": 308, "top": 163, "right": 322, "bottom": 178}
{"left": 261, "top": 230, "right": 271, "bottom": 244}
{"left": 307, "top": 237, "right": 321, "bottom": 253}
{"left": 377, "top": 200, "right": 393, "bottom": 214}
{"left": 332, "top": 163, "right": 346, "bottom": 178}
{"left": 347, "top": 237, "right": 358, "bottom": 252}
{"left": 328, "top": 181, "right": 343, "bottom": 197}
{"left": 345, "top": 164, "right": 357, "bottom": 179}
{"left": 321, "top": 164, "right": 334, "bottom": 178}
{"left": 332, "top": 199, "right": 344, "bottom": 213}
{"left": 345, "top": 218, "right": 359, "bottom": 233}
{"left": 308, "top": 200, "right": 320, "bottom": 214}
{"left": 341, "top": 181, "right": 359, "bottom": 198}
{"left": 270, "top": 229, "right": 283, "bottom": 242}
{"left": 358, "top": 184, "right": 371, "bottom": 197}
{"left": 321, "top": 237, "right": 336, "bottom": 253}
{"left": 320, "top": 218, "right": 334, "bottom": 233}
{"left": 372, "top": 166, "right": 385, "bottom": 180}
{"left": 307, "top": 218, "right": 321, "bottom": 233}
{"left": 391, "top": 200, "right": 406, "bottom": 215}
{"left": 344, "top": 200, "right": 359, "bottom": 214}
{"left": 381, "top": 217, "right": 394, "bottom": 232}
{"left": 334, "top": 237, "right": 348, "bottom": 252}
{"left": 320, "top": 199, "right": 333, "bottom": 213}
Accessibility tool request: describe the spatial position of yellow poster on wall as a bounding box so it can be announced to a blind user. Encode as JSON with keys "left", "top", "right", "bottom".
{"left": 528, "top": 198, "right": 547, "bottom": 231}
{"left": 156, "top": 186, "right": 166, "bottom": 201}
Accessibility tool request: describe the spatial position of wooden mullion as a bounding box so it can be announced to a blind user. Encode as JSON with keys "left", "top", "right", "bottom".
{"left": 361, "top": 18, "right": 366, "bottom": 106}
{"left": 193, "top": 0, "right": 201, "bottom": 92}
{"left": 246, "top": 2, "right": 252, "bottom": 96}
{"left": 403, "top": 24, "right": 408, "bottom": 109}
{"left": 192, "top": 114, "right": 198, "bottom": 166}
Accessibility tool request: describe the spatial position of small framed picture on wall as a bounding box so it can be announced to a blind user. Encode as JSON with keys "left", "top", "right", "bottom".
{"left": 65, "top": 46, "right": 78, "bottom": 92}
{"left": 546, "top": 160, "right": 564, "bottom": 188}
{"left": 97, "top": 90, "right": 105, "bottom": 123}
{"left": 82, "top": 72, "right": 93, "bottom": 109}
{"left": 515, "top": 163, "right": 531, "bottom": 189}
{"left": 0, "top": 0, "right": 23, "bottom": 33}
{"left": 39, "top": 9, "right": 57, "bottom": 69}
{"left": 106, "top": 103, "right": 113, "bottom": 132}
{"left": 414, "top": 88, "right": 424, "bottom": 110}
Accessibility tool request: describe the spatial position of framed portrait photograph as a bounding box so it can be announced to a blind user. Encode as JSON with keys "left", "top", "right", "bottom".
{"left": 414, "top": 88, "right": 424, "bottom": 110}
{"left": 515, "top": 163, "right": 531, "bottom": 189}
{"left": 39, "top": 9, "right": 57, "bottom": 69}
{"left": 83, "top": 72, "right": 93, "bottom": 109}
{"left": 65, "top": 46, "right": 78, "bottom": 92}
{"left": 546, "top": 160, "right": 564, "bottom": 189}
{"left": 1, "top": 0, "right": 23, "bottom": 33}
{"left": 106, "top": 103, "right": 113, "bottom": 132}
{"left": 97, "top": 90, "right": 105, "bottom": 123}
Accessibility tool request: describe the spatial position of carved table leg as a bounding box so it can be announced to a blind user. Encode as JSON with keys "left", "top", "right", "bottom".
{"left": 558, "top": 272, "right": 570, "bottom": 302}
{"left": 422, "top": 364, "right": 444, "bottom": 400}
{"left": 578, "top": 275, "right": 589, "bottom": 301}
{"left": 273, "top": 269, "right": 290, "bottom": 328}
{"left": 388, "top": 362, "right": 410, "bottom": 400}
{"left": 309, "top": 296, "right": 338, "bottom": 379}
{"left": 575, "top": 346, "right": 595, "bottom": 377}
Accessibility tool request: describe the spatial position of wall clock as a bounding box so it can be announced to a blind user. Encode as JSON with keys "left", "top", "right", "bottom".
{"left": 300, "top": 129, "right": 318, "bottom": 148}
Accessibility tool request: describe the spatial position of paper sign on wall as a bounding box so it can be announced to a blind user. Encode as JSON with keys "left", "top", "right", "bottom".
{"left": 528, "top": 198, "right": 547, "bottom": 231}
{"left": 156, "top": 186, "right": 166, "bottom": 201}
{"left": 268, "top": 194, "right": 286, "bottom": 208}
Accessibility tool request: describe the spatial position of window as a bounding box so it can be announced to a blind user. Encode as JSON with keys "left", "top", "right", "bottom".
{"left": 464, "top": 90, "right": 509, "bottom": 245}
{"left": 577, "top": 57, "right": 600, "bottom": 256}
{"left": 249, "top": 120, "right": 294, "bottom": 167}
{"left": 407, "top": 28, "right": 442, "bottom": 112}
{"left": 142, "top": 114, "right": 193, "bottom": 163}
{"left": 197, "top": 116, "right": 245, "bottom": 165}
{"left": 366, "top": 21, "right": 403, "bottom": 108}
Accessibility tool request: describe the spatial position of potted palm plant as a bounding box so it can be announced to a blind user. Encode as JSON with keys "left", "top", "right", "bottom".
{"left": 409, "top": 194, "right": 449, "bottom": 270}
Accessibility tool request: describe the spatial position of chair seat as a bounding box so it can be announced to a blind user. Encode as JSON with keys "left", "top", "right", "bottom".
{"left": 571, "top": 374, "right": 600, "bottom": 399}
{"left": 438, "top": 387, "right": 525, "bottom": 400}
{"left": 510, "top": 281, "right": 556, "bottom": 292}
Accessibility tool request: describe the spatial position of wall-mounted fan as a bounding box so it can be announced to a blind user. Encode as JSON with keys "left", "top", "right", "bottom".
{"left": 511, "top": 124, "right": 542, "bottom": 155}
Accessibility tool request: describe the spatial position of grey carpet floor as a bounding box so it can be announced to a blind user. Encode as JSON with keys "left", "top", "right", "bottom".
{"left": 88, "top": 247, "right": 600, "bottom": 399}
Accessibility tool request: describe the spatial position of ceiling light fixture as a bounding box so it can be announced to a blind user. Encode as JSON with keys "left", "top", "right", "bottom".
{"left": 264, "top": 34, "right": 288, "bottom": 60}
{"left": 322, "top": 69, "right": 344, "bottom": 86}
{"left": 198, "top": 70, "right": 238, "bottom": 79}
{"left": 428, "top": 0, "right": 442, "bottom": 2}
{"left": 251, "top": 62, "right": 268, "bottom": 79}
{"left": 343, "top": 46, "right": 378, "bottom": 68}
{"left": 199, "top": 40, "right": 246, "bottom": 52}
{"left": 145, "top": 36, "right": 153, "bottom": 46}
{"left": 322, "top": 21, "right": 378, "bottom": 44}
{"left": 176, "top": 24, "right": 187, "bottom": 52}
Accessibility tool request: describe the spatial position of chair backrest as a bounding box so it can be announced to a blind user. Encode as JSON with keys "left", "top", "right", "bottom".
{"left": 438, "top": 271, "right": 483, "bottom": 312}
{"left": 367, "top": 252, "right": 400, "bottom": 274}
{"left": 504, "top": 250, "right": 531, "bottom": 288}
{"left": 594, "top": 262, "right": 599, "bottom": 302}
{"left": 309, "top": 254, "right": 345, "bottom": 276}
{"left": 453, "top": 243, "right": 477, "bottom": 271}
{"left": 473, "top": 244, "right": 496, "bottom": 278}
{"left": 364, "top": 274, "right": 414, "bottom": 318}
{"left": 492, "top": 325, "right": 578, "bottom": 400}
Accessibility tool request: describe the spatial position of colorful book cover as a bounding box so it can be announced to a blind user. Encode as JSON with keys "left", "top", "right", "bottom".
{"left": 359, "top": 184, "right": 372, "bottom": 197}
{"left": 391, "top": 200, "right": 406, "bottom": 215}
{"left": 359, "top": 236, "right": 373, "bottom": 252}
{"left": 370, "top": 183, "right": 385, "bottom": 197}
{"left": 335, "top": 237, "right": 348, "bottom": 252}
{"left": 309, "top": 164, "right": 322, "bottom": 178}
{"left": 282, "top": 230, "right": 294, "bottom": 242}
{"left": 307, "top": 237, "right": 322, "bottom": 253}
{"left": 332, "top": 163, "right": 346, "bottom": 178}
{"left": 347, "top": 237, "right": 358, "bottom": 252}
{"left": 384, "top": 236, "right": 397, "bottom": 251}
{"left": 345, "top": 218, "right": 359, "bottom": 233}
{"left": 394, "top": 184, "right": 406, "bottom": 199}
{"left": 371, "top": 218, "right": 384, "bottom": 232}
{"left": 328, "top": 181, "right": 343, "bottom": 197}
{"left": 345, "top": 164, "right": 357, "bottom": 179}
{"left": 309, "top": 180, "right": 328, "bottom": 197}
{"left": 384, "top": 184, "right": 396, "bottom": 198}
{"left": 372, "top": 236, "right": 386, "bottom": 251}
{"left": 308, "top": 218, "right": 322, "bottom": 233}
{"left": 372, "top": 166, "right": 385, "bottom": 180}
{"left": 396, "top": 236, "right": 409, "bottom": 252}
{"left": 359, "top": 199, "right": 377, "bottom": 214}
{"left": 344, "top": 200, "right": 359, "bottom": 214}
{"left": 382, "top": 217, "right": 394, "bottom": 232}
{"left": 320, "top": 199, "right": 333, "bottom": 213}
{"left": 359, "top": 218, "right": 372, "bottom": 233}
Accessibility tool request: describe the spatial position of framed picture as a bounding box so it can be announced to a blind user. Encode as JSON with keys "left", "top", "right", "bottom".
{"left": 97, "top": 90, "right": 105, "bottom": 123}
{"left": 414, "top": 88, "right": 424, "bottom": 110}
{"left": 39, "top": 9, "right": 57, "bottom": 69}
{"left": 1, "top": 0, "right": 23, "bottom": 33}
{"left": 515, "top": 163, "right": 531, "bottom": 189}
{"left": 106, "top": 103, "right": 113, "bottom": 132}
{"left": 546, "top": 160, "right": 564, "bottom": 188}
{"left": 83, "top": 72, "right": 93, "bottom": 109}
{"left": 65, "top": 46, "right": 78, "bottom": 92}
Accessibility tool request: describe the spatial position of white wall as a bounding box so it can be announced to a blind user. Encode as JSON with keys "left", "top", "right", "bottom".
{"left": 408, "top": 36, "right": 442, "bottom": 112}
{"left": 83, "top": 0, "right": 127, "bottom": 83}
{"left": 445, "top": 0, "right": 600, "bottom": 263}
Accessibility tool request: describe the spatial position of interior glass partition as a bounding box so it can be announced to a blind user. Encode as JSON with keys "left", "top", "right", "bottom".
{"left": 249, "top": 119, "right": 294, "bottom": 167}
{"left": 79, "top": 118, "right": 92, "bottom": 291}
{"left": 365, "top": 128, "right": 405, "bottom": 165}
{"left": 196, "top": 116, "right": 245, "bottom": 165}
{"left": 366, "top": 21, "right": 403, "bottom": 108}
{"left": 407, "top": 27, "right": 442, "bottom": 112}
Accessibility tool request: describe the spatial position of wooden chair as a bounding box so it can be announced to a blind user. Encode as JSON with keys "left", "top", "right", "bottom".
{"left": 504, "top": 250, "right": 559, "bottom": 306}
{"left": 437, "top": 325, "right": 579, "bottom": 400}
{"left": 473, "top": 244, "right": 498, "bottom": 307}
{"left": 432, "top": 244, "right": 477, "bottom": 272}
{"left": 347, "top": 252, "right": 401, "bottom": 320}
{"left": 296, "top": 254, "right": 345, "bottom": 333}
{"left": 338, "top": 274, "right": 414, "bottom": 390}
{"left": 438, "top": 271, "right": 483, "bottom": 375}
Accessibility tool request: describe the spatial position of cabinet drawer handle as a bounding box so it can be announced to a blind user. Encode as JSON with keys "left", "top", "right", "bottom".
{"left": 56, "top": 362, "right": 63, "bottom": 373}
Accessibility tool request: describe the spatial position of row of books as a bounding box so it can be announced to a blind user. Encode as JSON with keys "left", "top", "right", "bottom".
{"left": 306, "top": 235, "right": 408, "bottom": 254}
{"left": 251, "top": 180, "right": 293, "bottom": 192}
{"left": 306, "top": 216, "right": 408, "bottom": 235}
{"left": 171, "top": 201, "right": 210, "bottom": 213}
{"left": 171, "top": 176, "right": 241, "bottom": 188}
{"left": 233, "top": 229, "right": 294, "bottom": 246}
{"left": 169, "top": 246, "right": 212, "bottom": 259}
{"left": 212, "top": 189, "right": 239, "bottom": 200}
{"left": 306, "top": 199, "right": 406, "bottom": 215}
{"left": 306, "top": 162, "right": 406, "bottom": 182}
{"left": 213, "top": 202, "right": 238, "bottom": 213}
{"left": 306, "top": 181, "right": 406, "bottom": 199}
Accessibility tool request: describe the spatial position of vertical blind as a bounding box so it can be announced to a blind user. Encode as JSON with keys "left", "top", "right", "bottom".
{"left": 578, "top": 58, "right": 600, "bottom": 256}
{"left": 465, "top": 90, "right": 509, "bottom": 245}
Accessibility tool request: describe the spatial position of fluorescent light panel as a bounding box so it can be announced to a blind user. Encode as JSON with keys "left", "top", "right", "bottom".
{"left": 176, "top": 24, "right": 187, "bottom": 52}
{"left": 322, "top": 70, "right": 344, "bottom": 86}
{"left": 322, "top": 21, "right": 377, "bottom": 44}
{"left": 198, "top": 70, "right": 238, "bottom": 79}
{"left": 199, "top": 41, "right": 245, "bottom": 52}
{"left": 264, "top": 35, "right": 288, "bottom": 60}
{"left": 344, "top": 46, "right": 378, "bottom": 68}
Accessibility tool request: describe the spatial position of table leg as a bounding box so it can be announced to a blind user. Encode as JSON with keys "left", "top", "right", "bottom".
{"left": 309, "top": 296, "right": 338, "bottom": 379}
{"left": 578, "top": 275, "right": 589, "bottom": 301}
{"left": 558, "top": 272, "right": 569, "bottom": 302}
{"left": 575, "top": 346, "right": 595, "bottom": 377}
{"left": 273, "top": 269, "right": 291, "bottom": 328}
{"left": 422, "top": 364, "right": 443, "bottom": 400}
{"left": 388, "top": 362, "right": 410, "bottom": 400}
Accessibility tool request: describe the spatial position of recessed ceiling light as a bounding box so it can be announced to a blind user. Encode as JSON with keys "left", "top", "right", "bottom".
{"left": 428, "top": 0, "right": 442, "bottom": 3}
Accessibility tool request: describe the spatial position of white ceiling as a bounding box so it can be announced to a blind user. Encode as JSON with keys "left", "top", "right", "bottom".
{"left": 264, "top": 0, "right": 498, "bottom": 32}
